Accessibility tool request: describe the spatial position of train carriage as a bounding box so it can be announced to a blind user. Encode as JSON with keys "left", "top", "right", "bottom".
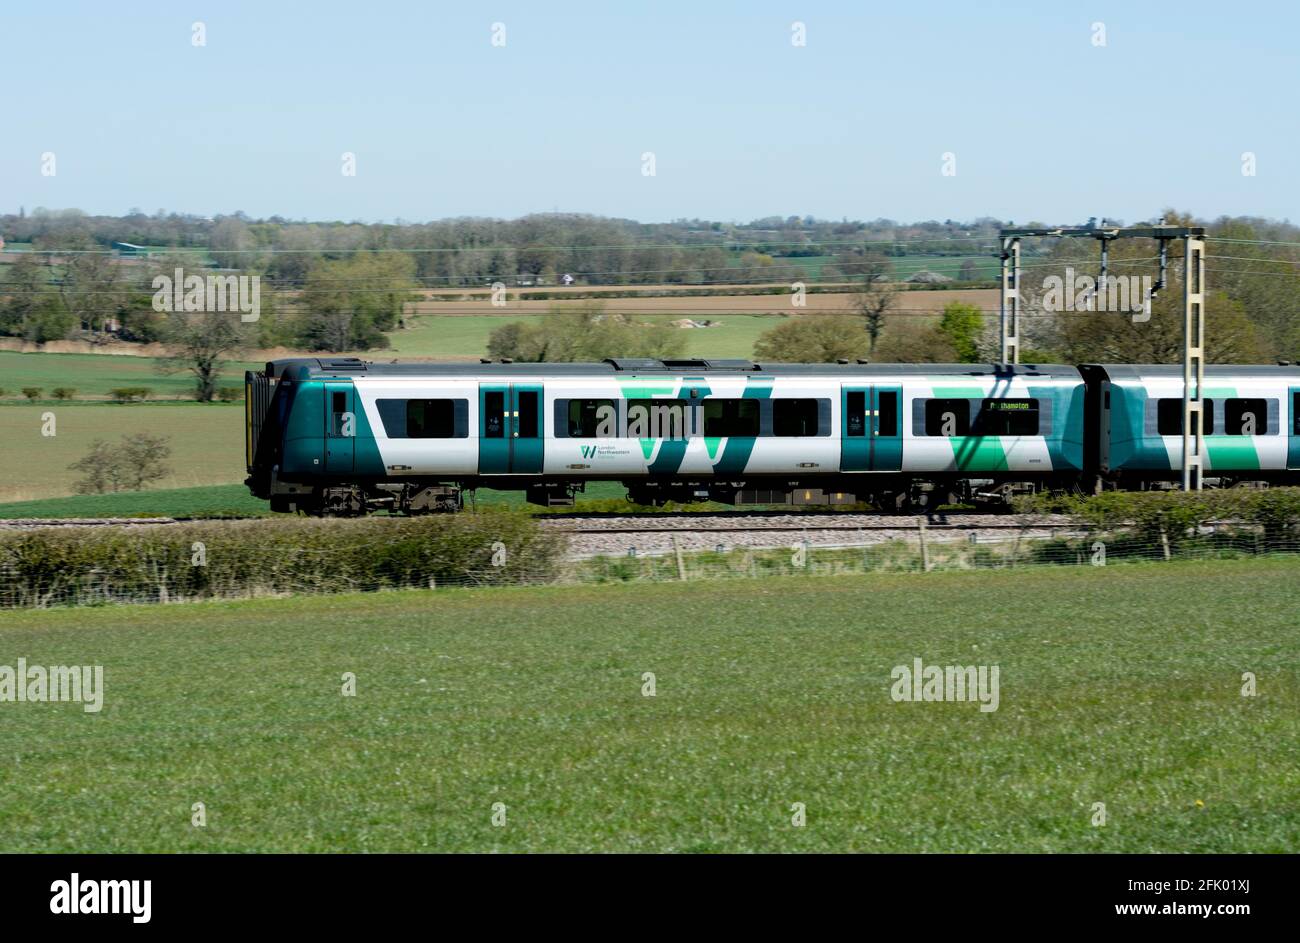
{"left": 1081, "top": 363, "right": 1300, "bottom": 485}
{"left": 245, "top": 358, "right": 1087, "bottom": 514}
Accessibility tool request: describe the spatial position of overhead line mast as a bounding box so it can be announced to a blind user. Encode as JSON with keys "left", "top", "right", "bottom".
{"left": 998, "top": 224, "right": 1207, "bottom": 490}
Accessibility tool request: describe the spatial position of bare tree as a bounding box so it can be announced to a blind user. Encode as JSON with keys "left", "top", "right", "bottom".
{"left": 69, "top": 434, "right": 172, "bottom": 493}
{"left": 57, "top": 245, "right": 125, "bottom": 336}
{"left": 158, "top": 310, "right": 249, "bottom": 401}
{"left": 852, "top": 281, "right": 899, "bottom": 355}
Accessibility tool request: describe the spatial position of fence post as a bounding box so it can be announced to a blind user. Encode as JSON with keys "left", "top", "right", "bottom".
{"left": 671, "top": 535, "right": 687, "bottom": 581}
{"left": 919, "top": 519, "right": 931, "bottom": 572}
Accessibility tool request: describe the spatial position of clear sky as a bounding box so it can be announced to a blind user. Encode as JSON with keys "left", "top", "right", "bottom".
{"left": 3, "top": 0, "right": 1295, "bottom": 224}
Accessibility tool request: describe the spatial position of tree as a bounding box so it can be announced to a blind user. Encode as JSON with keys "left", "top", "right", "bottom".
{"left": 68, "top": 433, "right": 172, "bottom": 493}
{"left": 752, "top": 316, "right": 870, "bottom": 362}
{"left": 830, "top": 249, "right": 892, "bottom": 282}
{"left": 296, "top": 253, "right": 420, "bottom": 351}
{"left": 851, "top": 280, "right": 899, "bottom": 354}
{"left": 873, "top": 322, "right": 958, "bottom": 363}
{"left": 1052, "top": 287, "right": 1263, "bottom": 365}
{"left": 0, "top": 253, "right": 51, "bottom": 338}
{"left": 486, "top": 302, "right": 686, "bottom": 362}
{"left": 209, "top": 217, "right": 262, "bottom": 269}
{"left": 53, "top": 238, "right": 125, "bottom": 335}
{"left": 936, "top": 302, "right": 985, "bottom": 362}
{"left": 158, "top": 310, "right": 249, "bottom": 401}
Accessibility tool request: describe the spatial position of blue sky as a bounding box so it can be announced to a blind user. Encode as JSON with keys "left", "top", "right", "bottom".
{"left": 3, "top": 1, "right": 1296, "bottom": 224}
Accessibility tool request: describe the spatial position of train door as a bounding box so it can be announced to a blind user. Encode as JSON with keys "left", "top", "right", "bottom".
{"left": 479, "top": 383, "right": 543, "bottom": 474}
{"left": 841, "top": 386, "right": 869, "bottom": 471}
{"left": 324, "top": 382, "right": 354, "bottom": 473}
{"left": 872, "top": 385, "right": 902, "bottom": 470}
{"left": 1289, "top": 387, "right": 1300, "bottom": 470}
{"left": 841, "top": 384, "right": 902, "bottom": 471}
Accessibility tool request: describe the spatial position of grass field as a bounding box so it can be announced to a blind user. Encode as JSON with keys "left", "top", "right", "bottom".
{"left": 0, "top": 481, "right": 638, "bottom": 518}
{"left": 0, "top": 351, "right": 260, "bottom": 399}
{"left": 0, "top": 404, "right": 246, "bottom": 502}
{"left": 0, "top": 483, "right": 271, "bottom": 519}
{"left": 386, "top": 313, "right": 786, "bottom": 360}
{"left": 0, "top": 558, "right": 1294, "bottom": 852}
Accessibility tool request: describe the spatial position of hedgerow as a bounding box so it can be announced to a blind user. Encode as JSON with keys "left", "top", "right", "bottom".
{"left": 0, "top": 510, "right": 562, "bottom": 608}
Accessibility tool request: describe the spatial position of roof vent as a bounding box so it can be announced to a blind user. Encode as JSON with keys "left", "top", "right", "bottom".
{"left": 663, "top": 358, "right": 758, "bottom": 371}
{"left": 604, "top": 358, "right": 666, "bottom": 371}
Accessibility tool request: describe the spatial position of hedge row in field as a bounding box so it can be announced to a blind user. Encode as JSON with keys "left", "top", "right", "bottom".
{"left": 1017, "top": 487, "right": 1300, "bottom": 552}
{"left": 0, "top": 510, "right": 564, "bottom": 608}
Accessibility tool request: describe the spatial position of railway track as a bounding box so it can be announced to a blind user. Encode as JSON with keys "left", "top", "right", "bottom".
{"left": 544, "top": 521, "right": 1084, "bottom": 535}
{"left": 0, "top": 512, "right": 1099, "bottom": 560}
{"left": 537, "top": 513, "right": 1091, "bottom": 558}
{"left": 538, "top": 512, "right": 1082, "bottom": 533}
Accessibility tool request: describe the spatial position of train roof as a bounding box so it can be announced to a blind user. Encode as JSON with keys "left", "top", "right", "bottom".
{"left": 263, "top": 357, "right": 1083, "bottom": 380}
{"left": 1089, "top": 363, "right": 1300, "bottom": 381}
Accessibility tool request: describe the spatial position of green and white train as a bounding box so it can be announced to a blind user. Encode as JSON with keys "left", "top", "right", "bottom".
{"left": 243, "top": 357, "right": 1300, "bottom": 514}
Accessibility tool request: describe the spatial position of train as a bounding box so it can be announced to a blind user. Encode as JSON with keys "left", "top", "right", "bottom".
{"left": 243, "top": 356, "right": 1300, "bottom": 514}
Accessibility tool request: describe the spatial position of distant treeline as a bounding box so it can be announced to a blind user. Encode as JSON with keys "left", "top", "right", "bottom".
{"left": 2, "top": 207, "right": 1299, "bottom": 363}
{"left": 2, "top": 208, "right": 1006, "bottom": 288}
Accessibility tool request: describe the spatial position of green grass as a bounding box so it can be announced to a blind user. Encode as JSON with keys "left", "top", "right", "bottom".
{"left": 0, "top": 558, "right": 1294, "bottom": 852}
{"left": 666, "top": 313, "right": 785, "bottom": 358}
{"left": 0, "top": 483, "right": 270, "bottom": 519}
{"left": 0, "top": 403, "right": 246, "bottom": 502}
{"left": 0, "top": 351, "right": 260, "bottom": 399}
{"left": 389, "top": 313, "right": 783, "bottom": 360}
{"left": 0, "top": 481, "right": 638, "bottom": 518}
{"left": 385, "top": 315, "right": 543, "bottom": 357}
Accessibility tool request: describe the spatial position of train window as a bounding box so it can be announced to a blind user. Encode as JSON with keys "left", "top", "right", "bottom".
{"left": 773, "top": 399, "right": 820, "bottom": 436}
{"left": 517, "top": 391, "right": 539, "bottom": 438}
{"left": 331, "top": 391, "right": 348, "bottom": 435}
{"left": 484, "top": 391, "right": 505, "bottom": 438}
{"left": 845, "top": 391, "right": 865, "bottom": 437}
{"left": 405, "top": 399, "right": 455, "bottom": 438}
{"left": 376, "top": 399, "right": 468, "bottom": 438}
{"left": 702, "top": 399, "right": 760, "bottom": 437}
{"left": 567, "top": 399, "right": 616, "bottom": 437}
{"left": 1224, "top": 398, "right": 1267, "bottom": 436}
{"left": 925, "top": 398, "right": 970, "bottom": 436}
{"left": 974, "top": 399, "right": 1039, "bottom": 436}
{"left": 1157, "top": 398, "right": 1213, "bottom": 435}
{"left": 877, "top": 391, "right": 898, "bottom": 436}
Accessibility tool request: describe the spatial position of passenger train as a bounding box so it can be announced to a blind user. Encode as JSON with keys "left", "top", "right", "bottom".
{"left": 244, "top": 357, "right": 1300, "bottom": 514}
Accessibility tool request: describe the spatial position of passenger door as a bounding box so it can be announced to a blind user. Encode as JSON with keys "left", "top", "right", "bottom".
{"left": 871, "top": 385, "right": 903, "bottom": 470}
{"left": 841, "top": 384, "right": 902, "bottom": 471}
{"left": 478, "top": 383, "right": 543, "bottom": 474}
{"left": 324, "top": 382, "right": 355, "bottom": 473}
{"left": 841, "top": 385, "right": 870, "bottom": 471}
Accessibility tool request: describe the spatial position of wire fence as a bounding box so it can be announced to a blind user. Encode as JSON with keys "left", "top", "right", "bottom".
{"left": 2, "top": 521, "right": 1297, "bottom": 611}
